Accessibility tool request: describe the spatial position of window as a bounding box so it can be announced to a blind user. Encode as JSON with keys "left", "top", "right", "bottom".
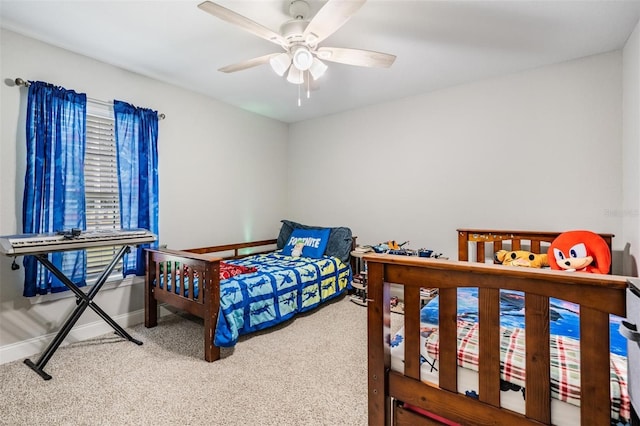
{"left": 23, "top": 82, "right": 158, "bottom": 297}
{"left": 84, "top": 100, "right": 122, "bottom": 280}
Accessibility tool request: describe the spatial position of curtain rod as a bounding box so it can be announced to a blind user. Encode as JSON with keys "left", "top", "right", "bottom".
{"left": 13, "top": 78, "right": 166, "bottom": 120}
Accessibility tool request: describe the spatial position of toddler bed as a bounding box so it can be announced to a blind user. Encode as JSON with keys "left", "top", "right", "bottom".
{"left": 145, "top": 221, "right": 353, "bottom": 361}
{"left": 367, "top": 229, "right": 629, "bottom": 426}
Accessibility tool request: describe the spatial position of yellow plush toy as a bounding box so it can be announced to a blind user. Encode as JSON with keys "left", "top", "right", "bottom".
{"left": 495, "top": 250, "right": 549, "bottom": 268}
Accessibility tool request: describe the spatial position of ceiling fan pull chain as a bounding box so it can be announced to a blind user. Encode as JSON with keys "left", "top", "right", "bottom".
{"left": 307, "top": 71, "right": 311, "bottom": 99}
{"left": 298, "top": 84, "right": 301, "bottom": 107}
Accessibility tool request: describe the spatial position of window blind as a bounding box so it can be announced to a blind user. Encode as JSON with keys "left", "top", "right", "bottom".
{"left": 84, "top": 102, "right": 122, "bottom": 278}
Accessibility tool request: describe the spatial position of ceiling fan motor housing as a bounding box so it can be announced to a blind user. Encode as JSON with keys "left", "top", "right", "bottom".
{"left": 281, "top": 19, "right": 308, "bottom": 44}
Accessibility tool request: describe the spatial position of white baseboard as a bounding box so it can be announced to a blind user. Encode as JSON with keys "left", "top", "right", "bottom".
{"left": 0, "top": 306, "right": 174, "bottom": 365}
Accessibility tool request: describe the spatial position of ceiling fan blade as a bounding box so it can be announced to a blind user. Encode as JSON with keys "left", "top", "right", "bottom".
{"left": 303, "top": 0, "right": 366, "bottom": 45}
{"left": 218, "top": 53, "right": 281, "bottom": 73}
{"left": 198, "top": 1, "right": 285, "bottom": 46}
{"left": 317, "top": 47, "right": 396, "bottom": 68}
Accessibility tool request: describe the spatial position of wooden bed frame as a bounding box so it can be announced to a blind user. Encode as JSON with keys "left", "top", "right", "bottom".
{"left": 367, "top": 228, "right": 627, "bottom": 426}
{"left": 145, "top": 237, "right": 356, "bottom": 362}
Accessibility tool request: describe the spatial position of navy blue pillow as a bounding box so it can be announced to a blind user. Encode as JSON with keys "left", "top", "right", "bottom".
{"left": 277, "top": 220, "right": 353, "bottom": 263}
{"left": 281, "top": 228, "right": 331, "bottom": 259}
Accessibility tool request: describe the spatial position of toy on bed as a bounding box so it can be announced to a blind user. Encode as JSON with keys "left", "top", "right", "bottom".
{"left": 494, "top": 249, "right": 549, "bottom": 268}
{"left": 548, "top": 230, "right": 611, "bottom": 274}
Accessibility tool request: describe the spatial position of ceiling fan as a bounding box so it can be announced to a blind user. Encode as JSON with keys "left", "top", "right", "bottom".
{"left": 197, "top": 0, "right": 396, "bottom": 86}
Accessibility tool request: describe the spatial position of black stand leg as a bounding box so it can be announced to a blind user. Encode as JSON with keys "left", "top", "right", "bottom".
{"left": 24, "top": 246, "right": 142, "bottom": 380}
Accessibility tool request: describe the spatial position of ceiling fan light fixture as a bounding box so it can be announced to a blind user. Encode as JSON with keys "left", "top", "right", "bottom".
{"left": 309, "top": 58, "right": 328, "bottom": 80}
{"left": 269, "top": 52, "right": 292, "bottom": 76}
{"left": 287, "top": 66, "right": 304, "bottom": 84}
{"left": 292, "top": 46, "right": 313, "bottom": 71}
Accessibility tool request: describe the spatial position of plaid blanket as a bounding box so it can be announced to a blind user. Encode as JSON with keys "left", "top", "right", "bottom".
{"left": 424, "top": 320, "right": 630, "bottom": 422}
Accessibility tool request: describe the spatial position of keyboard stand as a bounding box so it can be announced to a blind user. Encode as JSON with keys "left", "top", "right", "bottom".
{"left": 23, "top": 245, "right": 143, "bottom": 380}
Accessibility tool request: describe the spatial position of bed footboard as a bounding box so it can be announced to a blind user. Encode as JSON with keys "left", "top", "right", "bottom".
{"left": 144, "top": 239, "right": 277, "bottom": 362}
{"left": 145, "top": 248, "right": 222, "bottom": 361}
{"left": 366, "top": 254, "right": 627, "bottom": 426}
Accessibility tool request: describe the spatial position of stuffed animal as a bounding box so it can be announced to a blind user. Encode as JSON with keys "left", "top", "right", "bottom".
{"left": 495, "top": 250, "right": 549, "bottom": 268}
{"left": 548, "top": 230, "right": 611, "bottom": 274}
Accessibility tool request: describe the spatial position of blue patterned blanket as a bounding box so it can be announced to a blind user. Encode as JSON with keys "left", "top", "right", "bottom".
{"left": 156, "top": 253, "right": 351, "bottom": 346}
{"left": 214, "top": 253, "right": 351, "bottom": 346}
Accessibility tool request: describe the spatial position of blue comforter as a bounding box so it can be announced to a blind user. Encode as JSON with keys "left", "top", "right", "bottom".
{"left": 215, "top": 253, "right": 351, "bottom": 347}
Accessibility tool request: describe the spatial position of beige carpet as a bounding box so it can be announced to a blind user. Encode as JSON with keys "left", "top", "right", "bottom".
{"left": 0, "top": 296, "right": 404, "bottom": 426}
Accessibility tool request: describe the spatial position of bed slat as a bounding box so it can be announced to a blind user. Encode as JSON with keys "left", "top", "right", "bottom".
{"left": 476, "top": 242, "right": 485, "bottom": 264}
{"left": 525, "top": 293, "right": 551, "bottom": 423}
{"left": 438, "top": 287, "right": 458, "bottom": 393}
{"left": 478, "top": 287, "right": 501, "bottom": 407}
{"left": 580, "top": 306, "right": 612, "bottom": 425}
{"left": 531, "top": 240, "right": 541, "bottom": 254}
{"left": 494, "top": 241, "right": 502, "bottom": 259}
{"left": 404, "top": 286, "right": 421, "bottom": 380}
{"left": 512, "top": 239, "right": 522, "bottom": 251}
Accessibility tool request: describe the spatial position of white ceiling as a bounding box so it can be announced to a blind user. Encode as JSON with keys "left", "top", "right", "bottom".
{"left": 2, "top": 0, "right": 640, "bottom": 123}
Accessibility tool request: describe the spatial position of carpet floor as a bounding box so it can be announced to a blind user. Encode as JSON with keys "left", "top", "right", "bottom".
{"left": 0, "top": 296, "right": 403, "bottom": 426}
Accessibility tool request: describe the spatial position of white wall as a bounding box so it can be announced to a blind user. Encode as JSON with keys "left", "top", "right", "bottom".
{"left": 0, "top": 29, "right": 288, "bottom": 362}
{"left": 288, "top": 52, "right": 625, "bottom": 260}
{"left": 2, "top": 25, "right": 639, "bottom": 365}
{"left": 623, "top": 19, "right": 640, "bottom": 276}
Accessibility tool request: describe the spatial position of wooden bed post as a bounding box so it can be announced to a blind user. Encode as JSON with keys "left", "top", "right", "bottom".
{"left": 367, "top": 260, "right": 390, "bottom": 426}
{"left": 457, "top": 230, "right": 468, "bottom": 261}
{"left": 144, "top": 249, "right": 158, "bottom": 328}
{"left": 203, "top": 262, "right": 221, "bottom": 362}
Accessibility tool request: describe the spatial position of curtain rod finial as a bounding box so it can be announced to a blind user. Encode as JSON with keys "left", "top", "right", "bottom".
{"left": 14, "top": 78, "right": 29, "bottom": 87}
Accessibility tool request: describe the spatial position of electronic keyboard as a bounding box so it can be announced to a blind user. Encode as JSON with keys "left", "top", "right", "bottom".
{"left": 0, "top": 228, "right": 157, "bottom": 255}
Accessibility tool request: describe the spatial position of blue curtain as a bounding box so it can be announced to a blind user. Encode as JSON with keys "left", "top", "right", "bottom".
{"left": 23, "top": 81, "right": 87, "bottom": 297}
{"left": 113, "top": 100, "right": 159, "bottom": 276}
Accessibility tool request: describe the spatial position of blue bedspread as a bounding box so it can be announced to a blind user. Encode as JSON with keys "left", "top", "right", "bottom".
{"left": 420, "top": 287, "right": 627, "bottom": 357}
{"left": 214, "top": 253, "right": 351, "bottom": 347}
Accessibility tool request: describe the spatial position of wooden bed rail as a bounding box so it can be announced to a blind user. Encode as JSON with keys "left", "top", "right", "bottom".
{"left": 457, "top": 229, "right": 614, "bottom": 271}
{"left": 185, "top": 238, "right": 278, "bottom": 259}
{"left": 365, "top": 254, "right": 627, "bottom": 426}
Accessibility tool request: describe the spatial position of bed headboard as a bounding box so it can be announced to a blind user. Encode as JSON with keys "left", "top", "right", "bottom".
{"left": 457, "top": 229, "right": 614, "bottom": 272}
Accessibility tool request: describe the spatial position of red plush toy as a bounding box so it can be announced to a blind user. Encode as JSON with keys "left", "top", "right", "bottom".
{"left": 548, "top": 230, "right": 611, "bottom": 274}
